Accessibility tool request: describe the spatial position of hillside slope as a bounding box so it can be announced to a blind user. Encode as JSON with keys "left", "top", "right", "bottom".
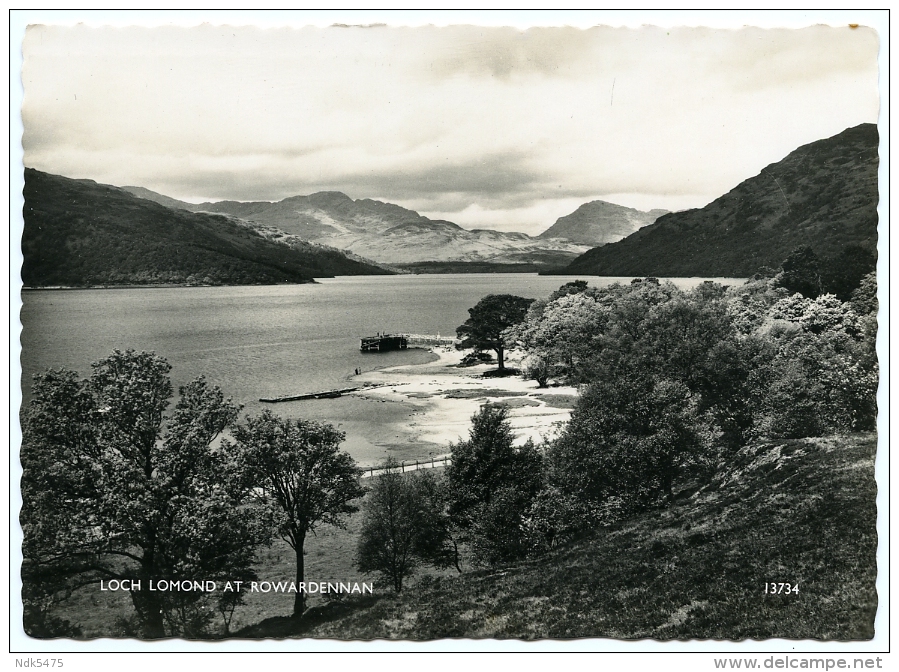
{"left": 124, "top": 187, "right": 589, "bottom": 267}
{"left": 22, "top": 169, "right": 391, "bottom": 287}
{"left": 238, "top": 433, "right": 877, "bottom": 640}
{"left": 538, "top": 200, "right": 668, "bottom": 247}
{"left": 559, "top": 124, "right": 879, "bottom": 277}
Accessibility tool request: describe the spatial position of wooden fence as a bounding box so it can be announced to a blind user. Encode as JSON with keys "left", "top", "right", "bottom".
{"left": 361, "top": 454, "right": 452, "bottom": 479}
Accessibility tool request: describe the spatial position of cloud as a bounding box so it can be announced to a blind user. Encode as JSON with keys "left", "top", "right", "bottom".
{"left": 425, "top": 26, "right": 602, "bottom": 80}
{"left": 21, "top": 22, "right": 879, "bottom": 234}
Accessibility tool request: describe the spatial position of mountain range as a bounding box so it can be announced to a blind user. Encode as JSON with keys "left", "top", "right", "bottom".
{"left": 123, "top": 189, "right": 592, "bottom": 268}
{"left": 22, "top": 123, "right": 878, "bottom": 286}
{"left": 21, "top": 169, "right": 391, "bottom": 287}
{"left": 558, "top": 123, "right": 879, "bottom": 277}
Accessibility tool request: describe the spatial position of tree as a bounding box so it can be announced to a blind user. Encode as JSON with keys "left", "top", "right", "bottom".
{"left": 509, "top": 292, "right": 609, "bottom": 385}
{"left": 456, "top": 294, "right": 535, "bottom": 370}
{"left": 20, "top": 350, "right": 263, "bottom": 638}
{"left": 355, "top": 459, "right": 455, "bottom": 592}
{"left": 761, "top": 324, "right": 877, "bottom": 438}
{"left": 637, "top": 288, "right": 735, "bottom": 390}
{"left": 777, "top": 246, "right": 822, "bottom": 298}
{"left": 547, "top": 373, "right": 701, "bottom": 511}
{"left": 851, "top": 271, "right": 878, "bottom": 316}
{"left": 819, "top": 245, "right": 877, "bottom": 301}
{"left": 231, "top": 411, "right": 365, "bottom": 616}
{"left": 409, "top": 468, "right": 464, "bottom": 573}
{"left": 446, "top": 405, "right": 543, "bottom": 565}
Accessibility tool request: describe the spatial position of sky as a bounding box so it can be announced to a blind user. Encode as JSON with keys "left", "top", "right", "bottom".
{"left": 18, "top": 12, "right": 881, "bottom": 235}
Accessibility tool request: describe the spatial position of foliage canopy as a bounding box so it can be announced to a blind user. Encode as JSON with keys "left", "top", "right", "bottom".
{"left": 456, "top": 294, "right": 534, "bottom": 370}
{"left": 20, "top": 349, "right": 263, "bottom": 638}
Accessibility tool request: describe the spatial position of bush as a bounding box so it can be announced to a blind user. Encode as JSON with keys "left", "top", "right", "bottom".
{"left": 458, "top": 351, "right": 494, "bottom": 367}
{"left": 521, "top": 487, "right": 591, "bottom": 556}
{"left": 469, "top": 487, "right": 534, "bottom": 565}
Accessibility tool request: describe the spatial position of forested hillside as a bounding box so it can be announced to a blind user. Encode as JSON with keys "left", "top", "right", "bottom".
{"left": 21, "top": 169, "right": 391, "bottom": 287}
{"left": 557, "top": 124, "right": 879, "bottom": 277}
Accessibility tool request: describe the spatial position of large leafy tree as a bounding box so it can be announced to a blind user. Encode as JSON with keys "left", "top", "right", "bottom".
{"left": 20, "top": 350, "right": 263, "bottom": 638}
{"left": 231, "top": 411, "right": 365, "bottom": 616}
{"left": 456, "top": 294, "right": 534, "bottom": 370}
{"left": 507, "top": 292, "right": 609, "bottom": 385}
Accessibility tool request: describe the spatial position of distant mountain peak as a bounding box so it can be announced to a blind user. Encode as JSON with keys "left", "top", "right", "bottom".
{"left": 121, "top": 182, "right": 588, "bottom": 268}
{"left": 538, "top": 200, "right": 668, "bottom": 247}
{"left": 306, "top": 191, "right": 354, "bottom": 205}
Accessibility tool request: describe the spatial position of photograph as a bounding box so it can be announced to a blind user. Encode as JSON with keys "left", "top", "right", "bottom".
{"left": 10, "top": 9, "right": 888, "bottom": 658}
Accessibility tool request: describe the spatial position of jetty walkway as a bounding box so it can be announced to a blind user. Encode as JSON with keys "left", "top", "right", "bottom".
{"left": 403, "top": 334, "right": 458, "bottom": 347}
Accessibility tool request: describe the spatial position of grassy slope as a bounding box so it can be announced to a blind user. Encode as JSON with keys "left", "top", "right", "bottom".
{"left": 46, "top": 433, "right": 877, "bottom": 640}
{"left": 254, "top": 433, "right": 877, "bottom": 641}
{"left": 559, "top": 123, "right": 879, "bottom": 277}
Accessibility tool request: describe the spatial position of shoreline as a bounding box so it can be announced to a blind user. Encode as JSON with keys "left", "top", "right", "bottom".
{"left": 346, "top": 346, "right": 578, "bottom": 465}
{"left": 19, "top": 280, "right": 320, "bottom": 291}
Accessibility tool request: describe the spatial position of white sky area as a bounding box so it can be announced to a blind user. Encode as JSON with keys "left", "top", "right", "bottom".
{"left": 20, "top": 17, "right": 880, "bottom": 236}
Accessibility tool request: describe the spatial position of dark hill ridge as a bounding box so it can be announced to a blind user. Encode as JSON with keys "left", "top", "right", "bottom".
{"left": 22, "top": 169, "right": 391, "bottom": 287}
{"left": 538, "top": 200, "right": 668, "bottom": 247}
{"left": 558, "top": 123, "right": 879, "bottom": 277}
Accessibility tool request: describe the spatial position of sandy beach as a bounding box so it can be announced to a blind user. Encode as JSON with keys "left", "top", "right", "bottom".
{"left": 346, "top": 347, "right": 578, "bottom": 465}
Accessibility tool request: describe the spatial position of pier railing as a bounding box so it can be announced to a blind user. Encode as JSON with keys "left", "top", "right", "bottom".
{"left": 403, "top": 334, "right": 459, "bottom": 347}
{"left": 361, "top": 454, "right": 452, "bottom": 479}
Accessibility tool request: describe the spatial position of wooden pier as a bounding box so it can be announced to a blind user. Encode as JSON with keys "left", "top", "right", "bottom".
{"left": 259, "top": 382, "right": 396, "bottom": 404}
{"left": 360, "top": 334, "right": 408, "bottom": 352}
{"left": 259, "top": 386, "right": 359, "bottom": 403}
{"left": 360, "top": 333, "right": 458, "bottom": 352}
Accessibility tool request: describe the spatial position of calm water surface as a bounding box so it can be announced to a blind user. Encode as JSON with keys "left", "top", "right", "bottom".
{"left": 19, "top": 274, "right": 745, "bottom": 466}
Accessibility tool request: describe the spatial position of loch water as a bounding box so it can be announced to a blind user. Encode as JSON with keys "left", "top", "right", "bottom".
{"left": 18, "top": 274, "right": 745, "bottom": 466}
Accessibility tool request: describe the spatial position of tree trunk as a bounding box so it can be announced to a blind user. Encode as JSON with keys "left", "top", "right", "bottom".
{"left": 134, "top": 543, "right": 166, "bottom": 638}
{"left": 496, "top": 347, "right": 505, "bottom": 370}
{"left": 131, "top": 587, "right": 166, "bottom": 638}
{"left": 293, "top": 534, "right": 307, "bottom": 617}
{"left": 143, "top": 603, "right": 166, "bottom": 638}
